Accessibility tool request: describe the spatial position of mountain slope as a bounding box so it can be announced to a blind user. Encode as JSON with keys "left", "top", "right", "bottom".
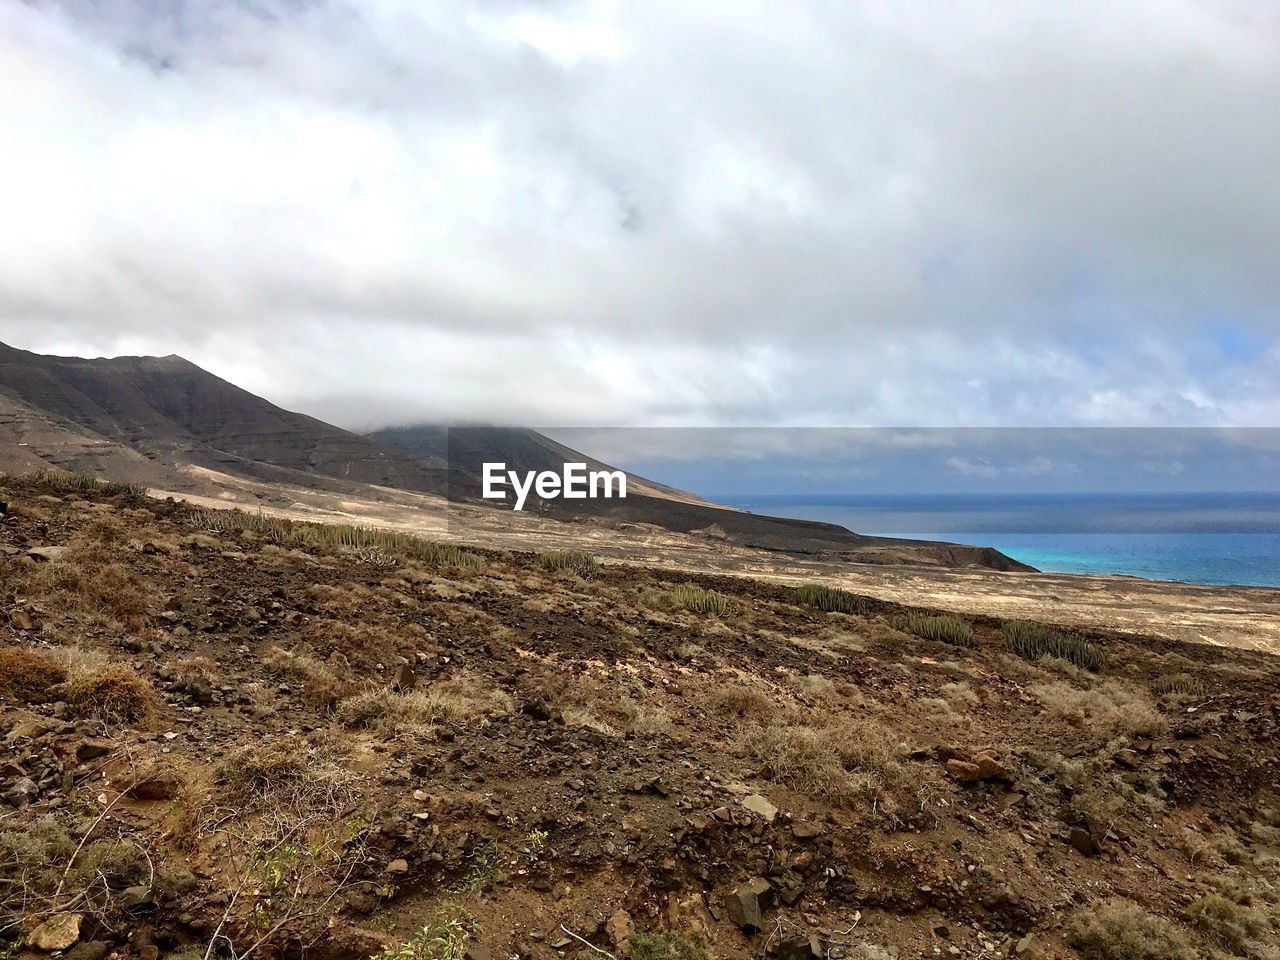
{"left": 0, "top": 342, "right": 1033, "bottom": 571}
{"left": 368, "top": 424, "right": 710, "bottom": 505}
{"left": 0, "top": 342, "right": 447, "bottom": 494}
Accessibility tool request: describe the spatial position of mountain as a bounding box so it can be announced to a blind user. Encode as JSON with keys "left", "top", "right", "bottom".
{"left": 367, "top": 424, "right": 710, "bottom": 506}
{"left": 0, "top": 341, "right": 446, "bottom": 494}
{"left": 0, "top": 342, "right": 1033, "bottom": 571}
{"left": 371, "top": 425, "right": 1033, "bottom": 571}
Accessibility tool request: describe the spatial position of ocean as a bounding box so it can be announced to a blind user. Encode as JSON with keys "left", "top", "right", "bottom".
{"left": 715, "top": 492, "right": 1280, "bottom": 588}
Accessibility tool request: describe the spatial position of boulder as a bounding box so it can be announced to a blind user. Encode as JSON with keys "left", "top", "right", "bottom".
{"left": 27, "top": 546, "right": 69, "bottom": 563}
{"left": 605, "top": 910, "right": 634, "bottom": 952}
{"left": 394, "top": 663, "right": 417, "bottom": 691}
{"left": 75, "top": 740, "right": 113, "bottom": 762}
{"left": 1069, "top": 826, "right": 1101, "bottom": 857}
{"left": 774, "top": 936, "right": 824, "bottom": 960}
{"left": 724, "top": 877, "right": 773, "bottom": 932}
{"left": 28, "top": 913, "right": 82, "bottom": 951}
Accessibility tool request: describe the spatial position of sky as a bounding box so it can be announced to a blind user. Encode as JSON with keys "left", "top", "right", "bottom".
{"left": 1, "top": 0, "right": 1278, "bottom": 432}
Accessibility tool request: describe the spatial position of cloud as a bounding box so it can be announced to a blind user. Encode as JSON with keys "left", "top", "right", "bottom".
{"left": 1, "top": 0, "right": 1277, "bottom": 428}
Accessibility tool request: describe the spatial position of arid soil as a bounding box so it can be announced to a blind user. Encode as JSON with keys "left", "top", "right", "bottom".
{"left": 165, "top": 468, "right": 1280, "bottom": 657}
{"left": 2, "top": 474, "right": 1279, "bottom": 960}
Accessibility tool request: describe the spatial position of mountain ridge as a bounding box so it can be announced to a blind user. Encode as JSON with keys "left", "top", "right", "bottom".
{"left": 0, "top": 342, "right": 1034, "bottom": 571}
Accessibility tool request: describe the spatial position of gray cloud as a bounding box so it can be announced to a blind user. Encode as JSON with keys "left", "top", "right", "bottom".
{"left": 1, "top": 0, "right": 1277, "bottom": 428}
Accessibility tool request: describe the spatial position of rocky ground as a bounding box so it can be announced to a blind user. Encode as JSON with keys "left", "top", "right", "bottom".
{"left": 1, "top": 473, "right": 1278, "bottom": 960}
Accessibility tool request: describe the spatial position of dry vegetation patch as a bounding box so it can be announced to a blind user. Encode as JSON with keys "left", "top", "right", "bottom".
{"left": 742, "top": 716, "right": 929, "bottom": 819}
{"left": 337, "top": 671, "right": 513, "bottom": 737}
{"left": 1068, "top": 899, "right": 1199, "bottom": 960}
{"left": 1031, "top": 680, "right": 1165, "bottom": 739}
{"left": 63, "top": 663, "right": 157, "bottom": 724}
{"left": 0, "top": 646, "right": 66, "bottom": 702}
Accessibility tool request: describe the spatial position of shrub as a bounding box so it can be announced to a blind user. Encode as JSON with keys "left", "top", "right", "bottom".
{"left": 709, "top": 683, "right": 777, "bottom": 720}
{"left": 0, "top": 647, "right": 67, "bottom": 702}
{"left": 1068, "top": 899, "right": 1198, "bottom": 960}
{"left": 1003, "top": 619, "right": 1103, "bottom": 671}
{"left": 1153, "top": 673, "right": 1208, "bottom": 698}
{"left": 628, "top": 931, "right": 707, "bottom": 960}
{"left": 673, "top": 583, "right": 729, "bottom": 615}
{"left": 373, "top": 909, "right": 479, "bottom": 960}
{"left": 187, "top": 508, "right": 484, "bottom": 570}
{"left": 897, "top": 612, "right": 973, "bottom": 647}
{"left": 537, "top": 550, "right": 599, "bottom": 578}
{"left": 263, "top": 646, "right": 355, "bottom": 710}
{"left": 793, "top": 584, "right": 873, "bottom": 615}
{"left": 64, "top": 665, "right": 155, "bottom": 724}
{"left": 30, "top": 468, "right": 148, "bottom": 500}
{"left": 1186, "top": 893, "right": 1266, "bottom": 954}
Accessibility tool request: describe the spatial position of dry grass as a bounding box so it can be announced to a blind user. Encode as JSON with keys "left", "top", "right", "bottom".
{"left": 1185, "top": 893, "right": 1266, "bottom": 954}
{"left": 742, "top": 717, "right": 924, "bottom": 817}
{"left": 263, "top": 645, "right": 357, "bottom": 710}
{"left": 551, "top": 673, "right": 672, "bottom": 737}
{"left": 1031, "top": 680, "right": 1165, "bottom": 739}
{"left": 709, "top": 682, "right": 779, "bottom": 721}
{"left": 337, "top": 671, "right": 513, "bottom": 737}
{"left": 0, "top": 647, "right": 67, "bottom": 702}
{"left": 1068, "top": 899, "right": 1198, "bottom": 960}
{"left": 19, "top": 541, "right": 150, "bottom": 626}
{"left": 63, "top": 664, "right": 156, "bottom": 724}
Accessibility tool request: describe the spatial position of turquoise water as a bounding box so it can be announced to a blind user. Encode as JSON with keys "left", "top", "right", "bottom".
{"left": 873, "top": 532, "right": 1280, "bottom": 587}
{"left": 717, "top": 493, "right": 1280, "bottom": 588}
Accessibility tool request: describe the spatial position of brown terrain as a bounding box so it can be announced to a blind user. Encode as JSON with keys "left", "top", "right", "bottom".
{"left": 2, "top": 473, "right": 1278, "bottom": 960}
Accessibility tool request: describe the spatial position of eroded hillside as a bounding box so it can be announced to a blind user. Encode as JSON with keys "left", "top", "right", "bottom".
{"left": 1, "top": 473, "right": 1278, "bottom": 960}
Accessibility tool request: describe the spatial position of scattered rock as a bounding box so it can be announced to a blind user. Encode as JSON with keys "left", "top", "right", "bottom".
{"left": 4, "top": 777, "right": 39, "bottom": 807}
{"left": 10, "top": 608, "right": 37, "bottom": 631}
{"left": 1068, "top": 826, "right": 1102, "bottom": 857}
{"left": 724, "top": 877, "right": 773, "bottom": 932}
{"left": 187, "top": 675, "right": 215, "bottom": 705}
{"left": 945, "top": 750, "right": 1010, "bottom": 783}
{"left": 394, "top": 663, "right": 417, "bottom": 691}
{"left": 28, "top": 913, "right": 82, "bottom": 951}
{"left": 605, "top": 910, "right": 634, "bottom": 952}
{"left": 740, "top": 794, "right": 778, "bottom": 822}
{"left": 6, "top": 719, "right": 52, "bottom": 742}
{"left": 774, "top": 935, "right": 824, "bottom": 960}
{"left": 791, "top": 820, "right": 824, "bottom": 840}
{"left": 65, "top": 941, "right": 111, "bottom": 960}
{"left": 75, "top": 739, "right": 113, "bottom": 762}
{"left": 386, "top": 858, "right": 410, "bottom": 875}
{"left": 27, "top": 545, "right": 69, "bottom": 563}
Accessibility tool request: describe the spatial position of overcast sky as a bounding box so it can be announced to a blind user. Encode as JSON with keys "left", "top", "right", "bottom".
{"left": 1, "top": 0, "right": 1278, "bottom": 431}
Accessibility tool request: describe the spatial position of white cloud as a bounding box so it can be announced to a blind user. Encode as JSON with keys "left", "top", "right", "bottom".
{"left": 1, "top": 0, "right": 1277, "bottom": 428}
